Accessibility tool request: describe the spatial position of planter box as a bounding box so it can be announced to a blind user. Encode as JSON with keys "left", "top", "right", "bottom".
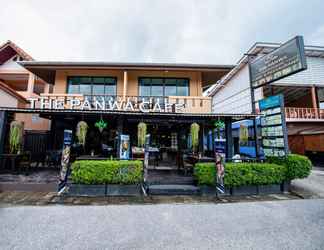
{"left": 68, "top": 184, "right": 106, "bottom": 197}
{"left": 199, "top": 185, "right": 231, "bottom": 196}
{"left": 107, "top": 184, "right": 142, "bottom": 196}
{"left": 232, "top": 185, "right": 258, "bottom": 196}
{"left": 258, "top": 184, "right": 281, "bottom": 194}
{"left": 281, "top": 181, "right": 291, "bottom": 193}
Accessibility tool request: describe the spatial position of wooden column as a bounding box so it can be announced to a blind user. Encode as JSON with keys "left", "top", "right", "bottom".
{"left": 311, "top": 86, "right": 318, "bottom": 108}
{"left": 27, "top": 73, "right": 35, "bottom": 96}
{"left": 123, "top": 70, "right": 128, "bottom": 99}
{"left": 311, "top": 86, "right": 318, "bottom": 118}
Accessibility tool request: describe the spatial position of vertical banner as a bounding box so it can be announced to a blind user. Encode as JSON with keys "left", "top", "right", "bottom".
{"left": 119, "top": 134, "right": 130, "bottom": 159}
{"left": 58, "top": 129, "right": 73, "bottom": 193}
{"left": 215, "top": 152, "right": 225, "bottom": 194}
{"left": 143, "top": 134, "right": 150, "bottom": 183}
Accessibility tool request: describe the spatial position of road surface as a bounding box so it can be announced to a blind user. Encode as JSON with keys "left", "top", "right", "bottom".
{"left": 1, "top": 199, "right": 324, "bottom": 250}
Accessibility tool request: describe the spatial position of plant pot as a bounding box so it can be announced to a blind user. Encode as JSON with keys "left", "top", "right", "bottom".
{"left": 199, "top": 185, "right": 231, "bottom": 196}
{"left": 258, "top": 184, "right": 281, "bottom": 194}
{"left": 68, "top": 184, "right": 106, "bottom": 197}
{"left": 107, "top": 184, "right": 142, "bottom": 196}
{"left": 231, "top": 185, "right": 258, "bottom": 196}
{"left": 199, "top": 185, "right": 217, "bottom": 196}
{"left": 281, "top": 180, "right": 291, "bottom": 193}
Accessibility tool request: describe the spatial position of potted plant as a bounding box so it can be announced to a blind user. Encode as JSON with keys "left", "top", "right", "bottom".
{"left": 137, "top": 122, "right": 147, "bottom": 147}
{"left": 190, "top": 123, "right": 200, "bottom": 155}
{"left": 76, "top": 121, "right": 88, "bottom": 150}
{"left": 9, "top": 121, "right": 24, "bottom": 154}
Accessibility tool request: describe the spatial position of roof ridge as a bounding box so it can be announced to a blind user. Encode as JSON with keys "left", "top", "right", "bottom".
{"left": 0, "top": 40, "right": 34, "bottom": 61}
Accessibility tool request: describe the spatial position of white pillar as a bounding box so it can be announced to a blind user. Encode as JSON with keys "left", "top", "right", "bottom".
{"left": 123, "top": 70, "right": 128, "bottom": 99}
{"left": 27, "top": 73, "right": 35, "bottom": 96}
{"left": 44, "top": 83, "right": 50, "bottom": 94}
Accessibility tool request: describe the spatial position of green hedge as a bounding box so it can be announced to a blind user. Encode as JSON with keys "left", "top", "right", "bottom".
{"left": 71, "top": 160, "right": 143, "bottom": 185}
{"left": 194, "top": 162, "right": 286, "bottom": 187}
{"left": 266, "top": 154, "right": 312, "bottom": 180}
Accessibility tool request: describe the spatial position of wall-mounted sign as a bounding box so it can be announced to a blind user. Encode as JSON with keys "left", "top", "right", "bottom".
{"left": 259, "top": 95, "right": 288, "bottom": 157}
{"left": 27, "top": 97, "right": 185, "bottom": 113}
{"left": 249, "top": 36, "right": 307, "bottom": 89}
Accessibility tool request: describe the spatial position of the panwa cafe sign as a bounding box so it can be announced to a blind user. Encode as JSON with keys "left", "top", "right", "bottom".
{"left": 249, "top": 36, "right": 307, "bottom": 88}
{"left": 27, "top": 95, "right": 186, "bottom": 113}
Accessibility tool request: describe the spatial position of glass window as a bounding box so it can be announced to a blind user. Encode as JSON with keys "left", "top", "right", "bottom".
{"left": 79, "top": 84, "right": 91, "bottom": 95}
{"left": 317, "top": 88, "right": 324, "bottom": 109}
{"left": 92, "top": 84, "right": 105, "bottom": 95}
{"left": 139, "top": 77, "right": 189, "bottom": 97}
{"left": 68, "top": 83, "right": 79, "bottom": 94}
{"left": 105, "top": 85, "right": 116, "bottom": 95}
{"left": 165, "top": 79, "right": 177, "bottom": 96}
{"left": 67, "top": 77, "right": 117, "bottom": 96}
{"left": 177, "top": 79, "right": 189, "bottom": 96}
{"left": 140, "top": 85, "right": 151, "bottom": 96}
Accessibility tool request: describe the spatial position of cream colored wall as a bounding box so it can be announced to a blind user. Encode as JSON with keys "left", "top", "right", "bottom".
{"left": 54, "top": 69, "right": 203, "bottom": 97}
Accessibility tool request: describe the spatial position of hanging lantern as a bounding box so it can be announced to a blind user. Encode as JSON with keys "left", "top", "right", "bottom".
{"left": 95, "top": 118, "right": 107, "bottom": 133}
{"left": 76, "top": 121, "right": 88, "bottom": 147}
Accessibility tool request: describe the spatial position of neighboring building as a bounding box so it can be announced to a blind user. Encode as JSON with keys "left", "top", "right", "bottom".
{"left": 208, "top": 42, "right": 324, "bottom": 157}
{"left": 0, "top": 40, "right": 51, "bottom": 131}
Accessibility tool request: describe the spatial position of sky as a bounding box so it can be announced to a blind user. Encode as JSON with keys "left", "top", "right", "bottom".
{"left": 1, "top": 0, "right": 324, "bottom": 65}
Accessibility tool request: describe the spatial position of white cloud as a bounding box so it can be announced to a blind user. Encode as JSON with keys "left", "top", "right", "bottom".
{"left": 0, "top": 0, "right": 323, "bottom": 64}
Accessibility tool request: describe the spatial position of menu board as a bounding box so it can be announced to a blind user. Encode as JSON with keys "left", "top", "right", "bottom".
{"left": 259, "top": 95, "right": 288, "bottom": 157}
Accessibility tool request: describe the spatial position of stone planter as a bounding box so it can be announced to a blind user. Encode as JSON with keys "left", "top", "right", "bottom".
{"left": 107, "top": 184, "right": 142, "bottom": 196}
{"left": 281, "top": 180, "right": 291, "bottom": 193}
{"left": 258, "top": 184, "right": 281, "bottom": 194}
{"left": 199, "top": 185, "right": 231, "bottom": 196}
{"left": 68, "top": 184, "right": 106, "bottom": 197}
{"left": 231, "top": 185, "right": 258, "bottom": 196}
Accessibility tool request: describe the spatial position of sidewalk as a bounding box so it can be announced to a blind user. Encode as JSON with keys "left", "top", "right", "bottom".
{"left": 291, "top": 168, "right": 324, "bottom": 199}
{"left": 0, "top": 191, "right": 300, "bottom": 206}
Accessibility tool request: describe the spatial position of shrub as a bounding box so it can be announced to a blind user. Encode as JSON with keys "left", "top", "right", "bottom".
{"left": 194, "top": 162, "right": 286, "bottom": 187}
{"left": 71, "top": 160, "right": 143, "bottom": 185}
{"left": 266, "top": 154, "right": 312, "bottom": 180}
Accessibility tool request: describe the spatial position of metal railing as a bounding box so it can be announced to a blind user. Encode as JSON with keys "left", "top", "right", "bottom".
{"left": 285, "top": 107, "right": 324, "bottom": 120}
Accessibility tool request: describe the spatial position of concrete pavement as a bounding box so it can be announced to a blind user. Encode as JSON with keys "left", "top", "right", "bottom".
{"left": 291, "top": 169, "right": 324, "bottom": 198}
{"left": 1, "top": 199, "right": 324, "bottom": 250}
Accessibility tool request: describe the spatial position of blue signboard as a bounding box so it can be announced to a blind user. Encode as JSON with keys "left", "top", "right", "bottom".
{"left": 259, "top": 95, "right": 282, "bottom": 111}
{"left": 259, "top": 95, "right": 289, "bottom": 157}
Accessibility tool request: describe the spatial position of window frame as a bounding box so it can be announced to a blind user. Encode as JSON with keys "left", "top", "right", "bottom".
{"left": 66, "top": 76, "right": 117, "bottom": 96}
{"left": 138, "top": 77, "right": 190, "bottom": 97}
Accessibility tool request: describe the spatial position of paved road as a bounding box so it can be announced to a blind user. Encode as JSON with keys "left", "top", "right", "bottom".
{"left": 292, "top": 169, "right": 324, "bottom": 198}
{"left": 1, "top": 199, "right": 324, "bottom": 250}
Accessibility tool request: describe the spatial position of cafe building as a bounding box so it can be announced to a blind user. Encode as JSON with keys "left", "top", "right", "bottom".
{"left": 0, "top": 58, "right": 258, "bottom": 190}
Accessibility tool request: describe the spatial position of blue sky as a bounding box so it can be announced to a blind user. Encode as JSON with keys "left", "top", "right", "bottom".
{"left": 1, "top": 0, "right": 324, "bottom": 64}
